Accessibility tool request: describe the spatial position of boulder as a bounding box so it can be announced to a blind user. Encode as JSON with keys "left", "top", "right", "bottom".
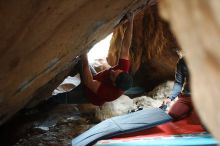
{"left": 0, "top": 0, "right": 149, "bottom": 125}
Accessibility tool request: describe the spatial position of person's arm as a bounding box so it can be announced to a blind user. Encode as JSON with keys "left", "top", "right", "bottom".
{"left": 81, "top": 53, "right": 101, "bottom": 93}
{"left": 119, "top": 13, "right": 134, "bottom": 60}
{"left": 168, "top": 59, "right": 185, "bottom": 101}
{"left": 162, "top": 60, "right": 184, "bottom": 106}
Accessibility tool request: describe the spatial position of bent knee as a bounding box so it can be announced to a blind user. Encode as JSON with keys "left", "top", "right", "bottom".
{"left": 168, "top": 111, "right": 188, "bottom": 121}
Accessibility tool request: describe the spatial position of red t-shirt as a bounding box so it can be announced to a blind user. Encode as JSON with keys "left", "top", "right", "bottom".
{"left": 85, "top": 59, "right": 130, "bottom": 106}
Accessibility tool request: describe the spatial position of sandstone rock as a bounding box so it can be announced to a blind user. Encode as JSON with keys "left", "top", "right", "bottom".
{"left": 0, "top": 0, "right": 149, "bottom": 124}
{"left": 107, "top": 3, "right": 179, "bottom": 91}
{"left": 95, "top": 95, "right": 134, "bottom": 121}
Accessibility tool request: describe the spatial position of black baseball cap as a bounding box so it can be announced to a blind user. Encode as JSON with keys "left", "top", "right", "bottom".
{"left": 115, "top": 72, "right": 133, "bottom": 90}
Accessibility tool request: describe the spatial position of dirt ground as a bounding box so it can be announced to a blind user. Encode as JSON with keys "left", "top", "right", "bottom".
{"left": 0, "top": 104, "right": 99, "bottom": 146}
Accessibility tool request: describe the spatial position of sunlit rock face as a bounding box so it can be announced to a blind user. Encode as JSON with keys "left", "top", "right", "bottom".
{"left": 0, "top": 0, "right": 150, "bottom": 125}
{"left": 107, "top": 3, "right": 180, "bottom": 91}
{"left": 160, "top": 0, "right": 220, "bottom": 140}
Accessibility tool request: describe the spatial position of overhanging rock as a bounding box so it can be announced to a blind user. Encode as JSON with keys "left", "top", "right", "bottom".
{"left": 0, "top": 0, "right": 149, "bottom": 125}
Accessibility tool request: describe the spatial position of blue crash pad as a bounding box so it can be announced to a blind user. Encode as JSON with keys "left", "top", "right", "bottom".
{"left": 72, "top": 107, "right": 172, "bottom": 146}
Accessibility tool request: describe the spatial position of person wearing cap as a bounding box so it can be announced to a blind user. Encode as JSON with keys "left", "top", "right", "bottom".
{"left": 48, "top": 13, "right": 133, "bottom": 106}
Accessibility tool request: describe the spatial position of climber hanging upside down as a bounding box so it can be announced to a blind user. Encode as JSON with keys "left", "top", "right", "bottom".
{"left": 48, "top": 13, "right": 134, "bottom": 106}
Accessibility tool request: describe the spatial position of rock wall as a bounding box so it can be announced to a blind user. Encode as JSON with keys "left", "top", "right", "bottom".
{"left": 107, "top": 3, "right": 179, "bottom": 91}
{"left": 0, "top": 0, "right": 149, "bottom": 125}
{"left": 160, "top": 0, "right": 220, "bottom": 140}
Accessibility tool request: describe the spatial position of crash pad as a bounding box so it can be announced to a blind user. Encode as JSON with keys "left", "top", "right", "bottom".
{"left": 95, "top": 133, "right": 218, "bottom": 146}
{"left": 95, "top": 112, "right": 219, "bottom": 146}
{"left": 72, "top": 108, "right": 172, "bottom": 146}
